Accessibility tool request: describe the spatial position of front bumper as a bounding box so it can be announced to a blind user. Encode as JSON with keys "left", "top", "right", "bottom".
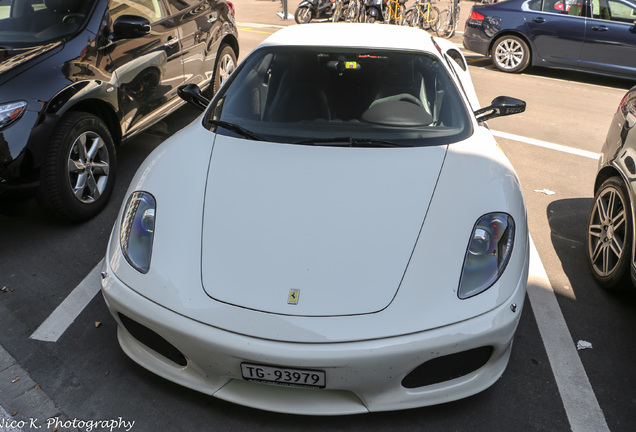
{"left": 101, "top": 256, "right": 527, "bottom": 415}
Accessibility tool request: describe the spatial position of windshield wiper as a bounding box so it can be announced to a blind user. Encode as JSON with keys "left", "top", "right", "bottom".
{"left": 294, "top": 137, "right": 411, "bottom": 147}
{"left": 208, "top": 119, "right": 264, "bottom": 141}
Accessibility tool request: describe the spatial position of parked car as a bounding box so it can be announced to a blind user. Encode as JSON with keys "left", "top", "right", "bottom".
{"left": 100, "top": 23, "right": 529, "bottom": 414}
{"left": 463, "top": 0, "right": 636, "bottom": 79}
{"left": 586, "top": 86, "right": 636, "bottom": 288}
{"left": 0, "top": 0, "right": 238, "bottom": 221}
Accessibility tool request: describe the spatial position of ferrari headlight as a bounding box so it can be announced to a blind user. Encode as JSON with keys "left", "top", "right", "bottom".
{"left": 0, "top": 101, "right": 27, "bottom": 130}
{"left": 458, "top": 213, "right": 514, "bottom": 299}
{"left": 120, "top": 191, "right": 156, "bottom": 274}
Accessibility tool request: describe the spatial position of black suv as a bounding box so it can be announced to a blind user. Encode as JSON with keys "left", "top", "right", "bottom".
{"left": 0, "top": 0, "right": 238, "bottom": 221}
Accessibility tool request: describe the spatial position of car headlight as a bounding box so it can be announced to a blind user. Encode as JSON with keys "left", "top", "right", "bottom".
{"left": 0, "top": 101, "right": 27, "bottom": 130}
{"left": 120, "top": 191, "right": 156, "bottom": 274}
{"left": 458, "top": 213, "right": 514, "bottom": 299}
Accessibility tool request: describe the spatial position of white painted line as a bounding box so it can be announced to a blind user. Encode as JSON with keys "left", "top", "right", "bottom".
{"left": 492, "top": 130, "right": 601, "bottom": 160}
{"left": 527, "top": 239, "right": 609, "bottom": 432}
{"left": 29, "top": 260, "right": 103, "bottom": 342}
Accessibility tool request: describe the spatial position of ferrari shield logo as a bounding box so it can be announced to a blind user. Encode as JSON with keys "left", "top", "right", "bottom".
{"left": 288, "top": 289, "right": 300, "bottom": 305}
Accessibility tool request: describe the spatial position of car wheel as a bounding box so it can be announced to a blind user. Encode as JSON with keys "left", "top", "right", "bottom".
{"left": 586, "top": 176, "right": 633, "bottom": 289}
{"left": 294, "top": 6, "right": 313, "bottom": 24}
{"left": 211, "top": 44, "right": 237, "bottom": 96}
{"left": 491, "top": 35, "right": 530, "bottom": 73}
{"left": 37, "top": 112, "right": 116, "bottom": 222}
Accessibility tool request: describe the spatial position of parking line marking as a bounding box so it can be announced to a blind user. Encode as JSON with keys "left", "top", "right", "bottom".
{"left": 528, "top": 239, "right": 609, "bottom": 432}
{"left": 492, "top": 130, "right": 600, "bottom": 160}
{"left": 29, "top": 260, "right": 103, "bottom": 342}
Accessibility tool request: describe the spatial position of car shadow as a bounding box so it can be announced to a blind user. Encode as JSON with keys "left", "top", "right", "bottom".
{"left": 463, "top": 54, "right": 635, "bottom": 91}
{"left": 546, "top": 197, "right": 636, "bottom": 305}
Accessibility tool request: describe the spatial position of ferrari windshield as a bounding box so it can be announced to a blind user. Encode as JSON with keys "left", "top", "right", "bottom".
{"left": 207, "top": 46, "right": 472, "bottom": 146}
{"left": 0, "top": 0, "right": 92, "bottom": 47}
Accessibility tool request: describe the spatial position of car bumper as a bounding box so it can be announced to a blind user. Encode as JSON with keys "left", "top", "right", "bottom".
{"left": 101, "top": 258, "right": 527, "bottom": 415}
{"left": 462, "top": 24, "right": 491, "bottom": 56}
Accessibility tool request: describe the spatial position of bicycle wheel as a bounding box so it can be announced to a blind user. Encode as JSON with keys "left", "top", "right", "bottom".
{"left": 345, "top": 0, "right": 359, "bottom": 21}
{"left": 332, "top": 1, "right": 343, "bottom": 22}
{"left": 383, "top": 4, "right": 392, "bottom": 23}
{"left": 403, "top": 8, "right": 418, "bottom": 27}
{"left": 397, "top": 4, "right": 406, "bottom": 24}
{"left": 436, "top": 8, "right": 454, "bottom": 38}
{"left": 422, "top": 5, "right": 439, "bottom": 30}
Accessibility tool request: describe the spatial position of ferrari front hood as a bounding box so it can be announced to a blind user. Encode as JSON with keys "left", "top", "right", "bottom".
{"left": 201, "top": 136, "right": 447, "bottom": 316}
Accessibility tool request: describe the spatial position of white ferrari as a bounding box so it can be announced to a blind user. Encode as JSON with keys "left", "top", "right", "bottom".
{"left": 101, "top": 23, "right": 529, "bottom": 415}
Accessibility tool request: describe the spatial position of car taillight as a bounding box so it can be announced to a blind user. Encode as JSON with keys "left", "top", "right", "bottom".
{"left": 227, "top": 1, "right": 235, "bottom": 17}
{"left": 469, "top": 10, "right": 485, "bottom": 21}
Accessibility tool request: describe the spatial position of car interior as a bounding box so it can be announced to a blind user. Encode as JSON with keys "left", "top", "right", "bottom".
{"left": 214, "top": 47, "right": 468, "bottom": 142}
{"left": 0, "top": 0, "right": 91, "bottom": 42}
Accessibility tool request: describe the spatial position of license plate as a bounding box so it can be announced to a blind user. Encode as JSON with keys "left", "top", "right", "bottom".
{"left": 241, "top": 363, "right": 326, "bottom": 388}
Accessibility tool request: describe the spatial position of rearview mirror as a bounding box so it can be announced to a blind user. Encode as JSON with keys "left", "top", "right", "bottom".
{"left": 474, "top": 96, "right": 526, "bottom": 122}
{"left": 178, "top": 84, "right": 210, "bottom": 111}
{"left": 113, "top": 15, "right": 151, "bottom": 40}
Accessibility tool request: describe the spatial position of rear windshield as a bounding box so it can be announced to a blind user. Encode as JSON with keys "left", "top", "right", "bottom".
{"left": 207, "top": 46, "right": 472, "bottom": 146}
{"left": 0, "top": 0, "right": 93, "bottom": 47}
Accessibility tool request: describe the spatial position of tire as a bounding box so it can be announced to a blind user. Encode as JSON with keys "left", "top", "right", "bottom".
{"left": 294, "top": 6, "right": 313, "bottom": 23}
{"left": 586, "top": 176, "right": 633, "bottom": 289}
{"left": 404, "top": 9, "right": 417, "bottom": 27}
{"left": 396, "top": 4, "right": 405, "bottom": 24}
{"left": 491, "top": 35, "right": 531, "bottom": 73}
{"left": 423, "top": 6, "right": 439, "bottom": 30}
{"left": 211, "top": 44, "right": 237, "bottom": 96}
{"left": 436, "top": 8, "right": 453, "bottom": 37}
{"left": 332, "top": 1, "right": 343, "bottom": 22}
{"left": 344, "top": 0, "right": 359, "bottom": 22}
{"left": 37, "top": 112, "right": 116, "bottom": 222}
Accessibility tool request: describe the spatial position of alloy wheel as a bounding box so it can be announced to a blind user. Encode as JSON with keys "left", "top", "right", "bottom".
{"left": 67, "top": 131, "right": 110, "bottom": 203}
{"left": 588, "top": 183, "right": 628, "bottom": 279}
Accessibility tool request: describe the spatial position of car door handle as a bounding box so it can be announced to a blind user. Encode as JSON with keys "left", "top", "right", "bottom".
{"left": 531, "top": 17, "right": 546, "bottom": 23}
{"left": 592, "top": 25, "right": 609, "bottom": 31}
{"left": 164, "top": 36, "right": 180, "bottom": 47}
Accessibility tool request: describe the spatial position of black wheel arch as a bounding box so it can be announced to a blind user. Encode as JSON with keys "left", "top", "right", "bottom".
{"left": 220, "top": 33, "right": 239, "bottom": 61}
{"left": 24, "top": 97, "right": 120, "bottom": 180}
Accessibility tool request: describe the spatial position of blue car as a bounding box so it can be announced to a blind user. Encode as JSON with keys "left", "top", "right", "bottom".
{"left": 463, "top": 0, "right": 636, "bottom": 79}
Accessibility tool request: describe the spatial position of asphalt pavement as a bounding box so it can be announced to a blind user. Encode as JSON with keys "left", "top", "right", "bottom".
{"left": 0, "top": 1, "right": 291, "bottom": 429}
{"left": 234, "top": 0, "right": 296, "bottom": 26}
{"left": 0, "top": 1, "right": 462, "bottom": 428}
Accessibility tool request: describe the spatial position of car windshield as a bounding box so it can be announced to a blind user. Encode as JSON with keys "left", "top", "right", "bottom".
{"left": 206, "top": 46, "right": 472, "bottom": 146}
{"left": 0, "top": 0, "right": 92, "bottom": 47}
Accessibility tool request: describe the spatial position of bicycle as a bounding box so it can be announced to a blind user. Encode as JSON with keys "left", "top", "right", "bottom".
{"left": 436, "top": 0, "right": 460, "bottom": 38}
{"left": 383, "top": 0, "right": 406, "bottom": 24}
{"left": 403, "top": 0, "right": 439, "bottom": 30}
{"left": 344, "top": 0, "right": 362, "bottom": 21}
{"left": 332, "top": 0, "right": 346, "bottom": 22}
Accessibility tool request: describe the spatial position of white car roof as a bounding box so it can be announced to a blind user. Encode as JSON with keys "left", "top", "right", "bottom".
{"left": 260, "top": 23, "right": 440, "bottom": 55}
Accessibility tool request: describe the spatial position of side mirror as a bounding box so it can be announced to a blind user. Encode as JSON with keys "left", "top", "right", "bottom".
{"left": 474, "top": 96, "right": 526, "bottom": 122}
{"left": 178, "top": 84, "right": 210, "bottom": 111}
{"left": 113, "top": 15, "right": 151, "bottom": 40}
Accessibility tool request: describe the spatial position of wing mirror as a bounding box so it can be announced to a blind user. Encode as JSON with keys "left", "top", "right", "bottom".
{"left": 178, "top": 84, "right": 210, "bottom": 111}
{"left": 113, "top": 15, "right": 151, "bottom": 40}
{"left": 474, "top": 96, "right": 526, "bottom": 122}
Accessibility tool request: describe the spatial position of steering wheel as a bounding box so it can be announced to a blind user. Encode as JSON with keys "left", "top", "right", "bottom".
{"left": 370, "top": 93, "right": 424, "bottom": 109}
{"left": 63, "top": 13, "right": 85, "bottom": 24}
